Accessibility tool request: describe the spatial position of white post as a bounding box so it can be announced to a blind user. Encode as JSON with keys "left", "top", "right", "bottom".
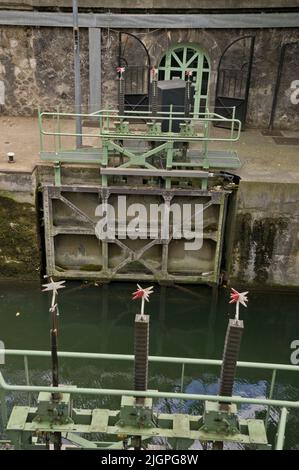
{"left": 141, "top": 297, "right": 145, "bottom": 318}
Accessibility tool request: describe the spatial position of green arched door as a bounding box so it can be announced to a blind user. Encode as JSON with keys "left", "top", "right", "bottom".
{"left": 158, "top": 44, "right": 210, "bottom": 116}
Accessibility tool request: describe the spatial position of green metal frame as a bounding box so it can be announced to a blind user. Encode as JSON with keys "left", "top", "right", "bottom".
{"left": 38, "top": 108, "right": 240, "bottom": 286}
{"left": 1, "top": 349, "right": 298, "bottom": 450}
{"left": 158, "top": 43, "right": 210, "bottom": 117}
{"left": 38, "top": 109, "right": 241, "bottom": 188}
{"left": 42, "top": 185, "right": 229, "bottom": 285}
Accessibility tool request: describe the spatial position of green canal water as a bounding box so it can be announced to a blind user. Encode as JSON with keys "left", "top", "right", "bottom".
{"left": 0, "top": 281, "right": 298, "bottom": 449}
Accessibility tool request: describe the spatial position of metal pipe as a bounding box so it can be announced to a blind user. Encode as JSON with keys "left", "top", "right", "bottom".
{"left": 265, "top": 369, "right": 277, "bottom": 429}
{"left": 269, "top": 44, "right": 286, "bottom": 131}
{"left": 24, "top": 356, "right": 31, "bottom": 407}
{"left": 38, "top": 107, "right": 44, "bottom": 152}
{"left": 180, "top": 363, "right": 185, "bottom": 392}
{"left": 0, "top": 388, "right": 8, "bottom": 428}
{"left": 275, "top": 407, "right": 288, "bottom": 450}
{"left": 242, "top": 36, "right": 255, "bottom": 129}
{"left": 40, "top": 110, "right": 240, "bottom": 120}
{"left": 0, "top": 371, "right": 299, "bottom": 409}
{"left": 1, "top": 349, "right": 299, "bottom": 372}
{"left": 72, "top": 0, "right": 82, "bottom": 147}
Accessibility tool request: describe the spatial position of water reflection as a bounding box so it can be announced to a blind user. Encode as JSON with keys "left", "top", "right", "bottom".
{"left": 0, "top": 281, "right": 298, "bottom": 448}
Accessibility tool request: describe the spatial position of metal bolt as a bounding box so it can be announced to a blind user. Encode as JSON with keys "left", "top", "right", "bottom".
{"left": 7, "top": 152, "right": 15, "bottom": 163}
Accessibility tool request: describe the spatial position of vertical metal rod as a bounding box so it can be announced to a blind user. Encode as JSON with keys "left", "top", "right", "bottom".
{"left": 230, "top": 105, "right": 236, "bottom": 141}
{"left": 38, "top": 107, "right": 44, "bottom": 152}
{"left": 203, "top": 113, "right": 209, "bottom": 166}
{"left": 73, "top": 0, "right": 82, "bottom": 148}
{"left": 242, "top": 36, "right": 255, "bottom": 130}
{"left": 118, "top": 31, "right": 122, "bottom": 68}
{"left": 180, "top": 364, "right": 185, "bottom": 393}
{"left": 275, "top": 407, "right": 288, "bottom": 450}
{"left": 156, "top": 286, "right": 166, "bottom": 355}
{"left": 184, "top": 76, "right": 191, "bottom": 118}
{"left": 269, "top": 43, "right": 288, "bottom": 131}
{"left": 151, "top": 72, "right": 158, "bottom": 116}
{"left": 57, "top": 105, "right": 61, "bottom": 151}
{"left": 50, "top": 300, "right": 62, "bottom": 451}
{"left": 51, "top": 311, "right": 59, "bottom": 393}
{"left": 233, "top": 74, "right": 237, "bottom": 97}
{"left": 52, "top": 114, "right": 56, "bottom": 153}
{"left": 24, "top": 356, "right": 31, "bottom": 407}
{"left": 0, "top": 388, "right": 8, "bottom": 429}
{"left": 205, "top": 286, "right": 218, "bottom": 357}
{"left": 118, "top": 75, "right": 125, "bottom": 116}
{"left": 54, "top": 107, "right": 60, "bottom": 153}
{"left": 168, "top": 104, "right": 173, "bottom": 133}
{"left": 265, "top": 369, "right": 277, "bottom": 429}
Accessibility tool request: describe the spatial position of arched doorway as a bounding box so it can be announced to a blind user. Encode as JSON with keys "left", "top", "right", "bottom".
{"left": 118, "top": 32, "right": 151, "bottom": 112}
{"left": 214, "top": 36, "right": 255, "bottom": 129}
{"left": 158, "top": 44, "right": 210, "bottom": 116}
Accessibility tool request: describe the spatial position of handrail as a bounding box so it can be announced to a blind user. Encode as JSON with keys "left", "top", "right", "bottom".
{"left": 41, "top": 109, "right": 237, "bottom": 119}
{"left": 0, "top": 349, "right": 298, "bottom": 450}
{"left": 39, "top": 110, "right": 241, "bottom": 125}
{"left": 0, "top": 370, "right": 298, "bottom": 409}
{"left": 38, "top": 110, "right": 242, "bottom": 143}
{"left": 1, "top": 349, "right": 299, "bottom": 372}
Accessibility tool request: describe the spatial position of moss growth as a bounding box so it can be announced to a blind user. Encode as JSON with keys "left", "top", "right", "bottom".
{"left": 80, "top": 264, "right": 102, "bottom": 272}
{"left": 234, "top": 213, "right": 289, "bottom": 284}
{"left": 0, "top": 194, "right": 40, "bottom": 279}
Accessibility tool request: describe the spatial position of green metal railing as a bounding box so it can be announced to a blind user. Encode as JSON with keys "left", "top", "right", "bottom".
{"left": 38, "top": 108, "right": 242, "bottom": 156}
{"left": 0, "top": 349, "right": 298, "bottom": 449}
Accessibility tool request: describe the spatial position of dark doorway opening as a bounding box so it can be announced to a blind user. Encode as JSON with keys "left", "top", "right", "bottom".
{"left": 118, "top": 32, "right": 151, "bottom": 112}
{"left": 215, "top": 36, "right": 255, "bottom": 130}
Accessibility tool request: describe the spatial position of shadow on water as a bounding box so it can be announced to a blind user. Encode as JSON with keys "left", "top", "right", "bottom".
{"left": 0, "top": 280, "right": 298, "bottom": 449}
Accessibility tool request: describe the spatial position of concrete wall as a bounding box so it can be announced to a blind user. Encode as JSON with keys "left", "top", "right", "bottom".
{"left": 229, "top": 181, "right": 299, "bottom": 288}
{"left": 1, "top": 25, "right": 297, "bottom": 128}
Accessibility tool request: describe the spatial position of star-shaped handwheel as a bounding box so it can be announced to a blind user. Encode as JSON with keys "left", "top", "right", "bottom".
{"left": 42, "top": 279, "right": 66, "bottom": 294}
{"left": 132, "top": 284, "right": 154, "bottom": 302}
{"left": 229, "top": 288, "right": 248, "bottom": 320}
{"left": 229, "top": 288, "right": 248, "bottom": 307}
{"left": 132, "top": 284, "right": 154, "bottom": 318}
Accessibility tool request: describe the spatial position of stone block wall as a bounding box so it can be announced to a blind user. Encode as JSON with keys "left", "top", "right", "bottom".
{"left": 0, "top": 24, "right": 298, "bottom": 127}
{"left": 0, "top": 26, "right": 89, "bottom": 115}
{"left": 102, "top": 27, "right": 299, "bottom": 129}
